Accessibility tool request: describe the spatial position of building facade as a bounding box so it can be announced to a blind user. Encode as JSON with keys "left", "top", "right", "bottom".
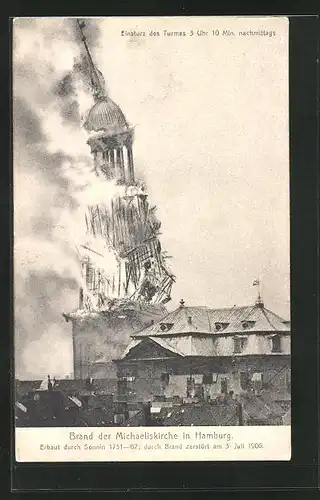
{"left": 115, "top": 299, "right": 291, "bottom": 403}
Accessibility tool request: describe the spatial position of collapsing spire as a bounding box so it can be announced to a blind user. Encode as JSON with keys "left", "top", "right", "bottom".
{"left": 76, "top": 19, "right": 107, "bottom": 101}
{"left": 73, "top": 20, "right": 175, "bottom": 310}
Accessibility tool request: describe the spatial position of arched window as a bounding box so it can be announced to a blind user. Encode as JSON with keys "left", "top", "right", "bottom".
{"left": 271, "top": 335, "right": 282, "bottom": 353}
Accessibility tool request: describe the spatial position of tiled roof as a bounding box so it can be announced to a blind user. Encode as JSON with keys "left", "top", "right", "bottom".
{"left": 15, "top": 379, "right": 117, "bottom": 396}
{"left": 283, "top": 408, "right": 291, "bottom": 424}
{"left": 133, "top": 304, "right": 290, "bottom": 338}
{"left": 56, "top": 379, "right": 117, "bottom": 394}
{"left": 15, "top": 380, "right": 42, "bottom": 396}
{"left": 260, "top": 387, "right": 291, "bottom": 402}
{"left": 162, "top": 402, "right": 240, "bottom": 426}
{"left": 240, "top": 393, "right": 286, "bottom": 421}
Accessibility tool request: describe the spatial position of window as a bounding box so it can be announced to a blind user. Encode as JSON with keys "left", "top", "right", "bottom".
{"left": 202, "top": 373, "right": 213, "bottom": 384}
{"left": 271, "top": 335, "right": 282, "bottom": 353}
{"left": 117, "top": 376, "right": 135, "bottom": 395}
{"left": 251, "top": 372, "right": 264, "bottom": 383}
{"left": 215, "top": 322, "right": 229, "bottom": 331}
{"left": 241, "top": 320, "right": 255, "bottom": 329}
{"left": 212, "top": 373, "right": 218, "bottom": 383}
{"left": 117, "top": 378, "right": 127, "bottom": 396}
{"left": 125, "top": 376, "right": 135, "bottom": 392}
{"left": 159, "top": 323, "right": 174, "bottom": 332}
{"left": 186, "top": 376, "right": 194, "bottom": 397}
{"left": 193, "top": 374, "right": 203, "bottom": 384}
{"left": 160, "top": 373, "right": 170, "bottom": 386}
{"left": 195, "top": 384, "right": 204, "bottom": 400}
{"left": 234, "top": 336, "right": 246, "bottom": 353}
{"left": 221, "top": 377, "right": 228, "bottom": 394}
{"left": 240, "top": 372, "right": 250, "bottom": 390}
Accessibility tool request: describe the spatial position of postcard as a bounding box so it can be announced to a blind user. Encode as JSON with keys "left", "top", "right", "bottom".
{"left": 13, "top": 16, "right": 290, "bottom": 462}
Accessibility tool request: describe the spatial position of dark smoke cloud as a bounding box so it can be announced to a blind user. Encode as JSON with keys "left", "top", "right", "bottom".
{"left": 52, "top": 74, "right": 81, "bottom": 126}
{"left": 14, "top": 93, "right": 83, "bottom": 378}
{"left": 52, "top": 55, "right": 92, "bottom": 126}
{"left": 13, "top": 19, "right": 103, "bottom": 378}
{"left": 54, "top": 73, "right": 74, "bottom": 98}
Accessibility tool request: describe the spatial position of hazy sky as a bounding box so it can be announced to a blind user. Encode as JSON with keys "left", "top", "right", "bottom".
{"left": 13, "top": 17, "right": 290, "bottom": 379}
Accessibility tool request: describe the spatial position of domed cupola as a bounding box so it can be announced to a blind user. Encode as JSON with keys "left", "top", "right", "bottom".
{"left": 83, "top": 97, "right": 129, "bottom": 135}
{"left": 76, "top": 19, "right": 135, "bottom": 185}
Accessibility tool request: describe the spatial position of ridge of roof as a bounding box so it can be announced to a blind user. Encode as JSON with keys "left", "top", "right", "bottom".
{"left": 132, "top": 303, "right": 290, "bottom": 338}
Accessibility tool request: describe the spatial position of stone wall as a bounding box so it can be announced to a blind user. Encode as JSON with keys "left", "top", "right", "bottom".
{"left": 67, "top": 306, "right": 166, "bottom": 379}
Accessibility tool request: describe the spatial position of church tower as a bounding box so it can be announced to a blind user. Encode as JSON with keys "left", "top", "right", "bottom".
{"left": 78, "top": 18, "right": 135, "bottom": 185}
{"left": 63, "top": 20, "right": 175, "bottom": 380}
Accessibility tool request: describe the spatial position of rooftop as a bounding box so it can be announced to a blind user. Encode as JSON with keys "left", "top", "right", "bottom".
{"left": 132, "top": 303, "right": 290, "bottom": 338}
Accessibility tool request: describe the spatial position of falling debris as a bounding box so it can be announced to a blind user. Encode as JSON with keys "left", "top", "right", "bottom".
{"left": 72, "top": 20, "right": 175, "bottom": 315}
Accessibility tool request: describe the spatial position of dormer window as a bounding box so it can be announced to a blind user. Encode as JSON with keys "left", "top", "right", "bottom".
{"left": 241, "top": 320, "right": 256, "bottom": 329}
{"left": 215, "top": 322, "right": 229, "bottom": 332}
{"left": 270, "top": 334, "right": 282, "bottom": 353}
{"left": 159, "top": 323, "right": 174, "bottom": 332}
{"left": 233, "top": 336, "right": 247, "bottom": 353}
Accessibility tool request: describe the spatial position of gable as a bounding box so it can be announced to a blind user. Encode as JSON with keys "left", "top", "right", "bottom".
{"left": 124, "top": 338, "right": 182, "bottom": 361}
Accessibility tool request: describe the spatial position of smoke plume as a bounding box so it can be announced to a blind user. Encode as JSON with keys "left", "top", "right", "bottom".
{"left": 13, "top": 18, "right": 109, "bottom": 379}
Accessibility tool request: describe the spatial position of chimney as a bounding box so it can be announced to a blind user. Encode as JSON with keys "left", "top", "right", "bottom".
{"left": 237, "top": 402, "right": 244, "bottom": 426}
{"left": 188, "top": 316, "right": 192, "bottom": 325}
{"left": 144, "top": 401, "right": 152, "bottom": 426}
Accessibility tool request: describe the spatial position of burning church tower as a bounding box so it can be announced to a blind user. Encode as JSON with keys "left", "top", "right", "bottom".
{"left": 63, "top": 20, "right": 175, "bottom": 379}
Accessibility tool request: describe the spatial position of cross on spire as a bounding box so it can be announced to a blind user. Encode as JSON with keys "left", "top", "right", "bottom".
{"left": 76, "top": 19, "right": 107, "bottom": 101}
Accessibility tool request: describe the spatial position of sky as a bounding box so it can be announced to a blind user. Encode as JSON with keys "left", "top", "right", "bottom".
{"left": 13, "top": 17, "right": 290, "bottom": 379}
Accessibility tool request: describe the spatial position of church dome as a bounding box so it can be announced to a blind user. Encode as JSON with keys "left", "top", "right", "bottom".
{"left": 83, "top": 97, "right": 129, "bottom": 134}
